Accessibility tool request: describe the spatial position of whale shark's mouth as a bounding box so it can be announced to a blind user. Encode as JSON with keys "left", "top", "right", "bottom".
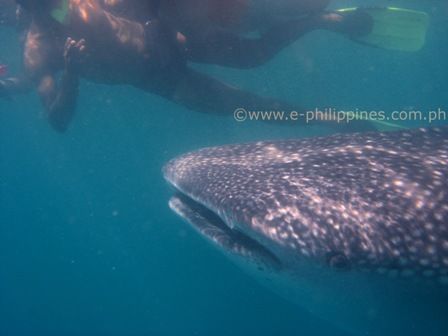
{"left": 168, "top": 192, "right": 281, "bottom": 271}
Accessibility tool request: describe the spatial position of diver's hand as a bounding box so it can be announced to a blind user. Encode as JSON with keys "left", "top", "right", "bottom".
{"left": 64, "top": 38, "right": 86, "bottom": 72}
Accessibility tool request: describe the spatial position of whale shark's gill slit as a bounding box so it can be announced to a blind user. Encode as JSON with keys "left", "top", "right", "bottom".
{"left": 169, "top": 192, "right": 282, "bottom": 271}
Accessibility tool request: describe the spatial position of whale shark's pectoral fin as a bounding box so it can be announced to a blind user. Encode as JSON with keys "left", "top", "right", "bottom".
{"left": 169, "top": 193, "right": 281, "bottom": 271}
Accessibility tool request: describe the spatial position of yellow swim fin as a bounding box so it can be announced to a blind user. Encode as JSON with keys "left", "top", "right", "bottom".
{"left": 337, "top": 7, "right": 430, "bottom": 52}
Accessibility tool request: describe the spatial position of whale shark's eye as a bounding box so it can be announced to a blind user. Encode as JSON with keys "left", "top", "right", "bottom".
{"left": 327, "top": 252, "right": 351, "bottom": 271}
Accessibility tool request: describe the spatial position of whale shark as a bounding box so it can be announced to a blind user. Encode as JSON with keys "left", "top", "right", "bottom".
{"left": 163, "top": 127, "right": 448, "bottom": 335}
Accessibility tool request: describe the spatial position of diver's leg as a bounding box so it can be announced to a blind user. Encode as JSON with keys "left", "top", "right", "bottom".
{"left": 186, "top": 16, "right": 328, "bottom": 69}
{"left": 252, "top": 10, "right": 373, "bottom": 64}
{"left": 169, "top": 68, "right": 298, "bottom": 117}
{"left": 140, "top": 67, "right": 298, "bottom": 116}
{"left": 186, "top": 9, "right": 372, "bottom": 69}
{"left": 145, "top": 68, "right": 375, "bottom": 131}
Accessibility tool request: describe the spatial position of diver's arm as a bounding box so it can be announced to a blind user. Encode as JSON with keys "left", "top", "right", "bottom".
{"left": 36, "top": 70, "right": 79, "bottom": 133}
{"left": 36, "top": 38, "right": 86, "bottom": 133}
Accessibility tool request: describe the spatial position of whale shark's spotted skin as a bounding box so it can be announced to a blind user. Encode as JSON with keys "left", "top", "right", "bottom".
{"left": 164, "top": 127, "right": 448, "bottom": 284}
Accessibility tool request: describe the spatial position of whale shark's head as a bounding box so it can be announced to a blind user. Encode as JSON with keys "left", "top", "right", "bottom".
{"left": 164, "top": 128, "right": 448, "bottom": 335}
{"left": 164, "top": 128, "right": 448, "bottom": 280}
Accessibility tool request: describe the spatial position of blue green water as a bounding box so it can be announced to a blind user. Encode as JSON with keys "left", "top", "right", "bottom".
{"left": 1, "top": 1, "right": 448, "bottom": 335}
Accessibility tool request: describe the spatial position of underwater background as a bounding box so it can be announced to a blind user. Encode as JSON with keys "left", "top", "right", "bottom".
{"left": 1, "top": 1, "right": 447, "bottom": 335}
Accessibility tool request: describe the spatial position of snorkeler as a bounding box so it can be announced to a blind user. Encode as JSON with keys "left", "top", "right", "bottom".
{"left": 0, "top": 0, "right": 428, "bottom": 132}
{"left": 0, "top": 0, "right": 364, "bottom": 132}
{"left": 1, "top": 0, "right": 317, "bottom": 132}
